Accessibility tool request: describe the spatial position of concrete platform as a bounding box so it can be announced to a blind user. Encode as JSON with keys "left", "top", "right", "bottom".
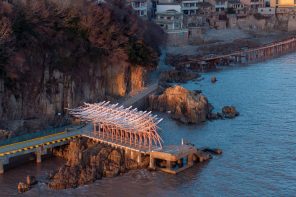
{"left": 149, "top": 145, "right": 198, "bottom": 174}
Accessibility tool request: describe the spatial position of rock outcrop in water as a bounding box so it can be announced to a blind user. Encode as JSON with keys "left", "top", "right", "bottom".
{"left": 17, "top": 182, "right": 29, "bottom": 193}
{"left": 49, "top": 137, "right": 149, "bottom": 189}
{"left": 0, "top": 0, "right": 164, "bottom": 133}
{"left": 222, "top": 106, "right": 239, "bottom": 119}
{"left": 149, "top": 85, "right": 212, "bottom": 124}
{"left": 207, "top": 106, "right": 240, "bottom": 120}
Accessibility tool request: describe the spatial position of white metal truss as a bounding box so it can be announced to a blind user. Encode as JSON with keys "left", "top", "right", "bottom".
{"left": 68, "top": 101, "right": 163, "bottom": 150}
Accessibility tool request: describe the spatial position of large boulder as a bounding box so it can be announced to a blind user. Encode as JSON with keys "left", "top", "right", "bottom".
{"left": 49, "top": 138, "right": 149, "bottom": 189}
{"left": 149, "top": 85, "right": 211, "bottom": 124}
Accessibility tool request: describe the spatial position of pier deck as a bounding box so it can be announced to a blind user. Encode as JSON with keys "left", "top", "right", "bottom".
{"left": 150, "top": 145, "right": 198, "bottom": 174}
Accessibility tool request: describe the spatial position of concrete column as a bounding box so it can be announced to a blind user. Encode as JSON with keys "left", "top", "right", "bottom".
{"left": 130, "top": 150, "right": 134, "bottom": 160}
{"left": 137, "top": 153, "right": 142, "bottom": 164}
{"left": 188, "top": 154, "right": 193, "bottom": 166}
{"left": 36, "top": 152, "right": 42, "bottom": 163}
{"left": 125, "top": 148, "right": 130, "bottom": 159}
{"left": 149, "top": 155, "right": 155, "bottom": 169}
{"left": 36, "top": 147, "right": 42, "bottom": 163}
{"left": 0, "top": 161, "right": 3, "bottom": 174}
{"left": 166, "top": 160, "right": 171, "bottom": 170}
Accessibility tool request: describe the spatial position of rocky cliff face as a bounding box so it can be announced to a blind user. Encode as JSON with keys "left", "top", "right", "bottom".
{"left": 149, "top": 85, "right": 211, "bottom": 124}
{"left": 0, "top": 64, "right": 146, "bottom": 132}
{"left": 0, "top": 0, "right": 164, "bottom": 132}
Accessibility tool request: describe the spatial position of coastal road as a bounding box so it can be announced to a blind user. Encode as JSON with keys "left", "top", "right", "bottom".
{"left": 121, "top": 82, "right": 158, "bottom": 107}
{"left": 121, "top": 49, "right": 171, "bottom": 107}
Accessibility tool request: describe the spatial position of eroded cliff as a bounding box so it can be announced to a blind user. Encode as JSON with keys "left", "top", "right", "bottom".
{"left": 0, "top": 0, "right": 164, "bottom": 132}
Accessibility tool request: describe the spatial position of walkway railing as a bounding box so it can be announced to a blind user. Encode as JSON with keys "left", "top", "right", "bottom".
{"left": 83, "top": 131, "right": 161, "bottom": 153}
{"left": 0, "top": 125, "right": 83, "bottom": 147}
{"left": 121, "top": 82, "right": 159, "bottom": 107}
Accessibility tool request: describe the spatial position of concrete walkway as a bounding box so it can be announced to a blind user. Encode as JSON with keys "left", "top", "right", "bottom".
{"left": 121, "top": 83, "right": 158, "bottom": 107}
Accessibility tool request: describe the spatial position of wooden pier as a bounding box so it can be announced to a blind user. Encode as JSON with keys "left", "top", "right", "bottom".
{"left": 178, "top": 37, "right": 296, "bottom": 70}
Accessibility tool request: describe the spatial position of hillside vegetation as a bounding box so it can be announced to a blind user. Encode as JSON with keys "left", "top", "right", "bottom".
{"left": 0, "top": 0, "right": 165, "bottom": 132}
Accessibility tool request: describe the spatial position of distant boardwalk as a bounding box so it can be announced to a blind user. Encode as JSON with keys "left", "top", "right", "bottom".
{"left": 179, "top": 37, "right": 296, "bottom": 69}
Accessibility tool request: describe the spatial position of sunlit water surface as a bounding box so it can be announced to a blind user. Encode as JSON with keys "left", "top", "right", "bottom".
{"left": 1, "top": 53, "right": 296, "bottom": 196}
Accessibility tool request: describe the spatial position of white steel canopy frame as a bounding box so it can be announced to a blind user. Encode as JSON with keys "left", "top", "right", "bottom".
{"left": 68, "top": 101, "right": 163, "bottom": 151}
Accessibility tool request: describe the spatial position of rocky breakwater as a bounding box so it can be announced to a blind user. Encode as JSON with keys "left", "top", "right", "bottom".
{"left": 149, "top": 85, "right": 212, "bottom": 124}
{"left": 49, "top": 137, "right": 149, "bottom": 189}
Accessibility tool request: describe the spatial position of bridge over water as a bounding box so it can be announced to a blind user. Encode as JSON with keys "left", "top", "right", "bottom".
{"left": 0, "top": 71, "right": 201, "bottom": 175}
{"left": 0, "top": 100, "right": 198, "bottom": 175}
{"left": 0, "top": 101, "right": 160, "bottom": 173}
{"left": 0, "top": 125, "right": 87, "bottom": 174}
{"left": 0, "top": 76, "right": 161, "bottom": 174}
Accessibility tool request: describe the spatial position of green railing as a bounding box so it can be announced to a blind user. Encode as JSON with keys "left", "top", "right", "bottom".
{"left": 0, "top": 125, "right": 74, "bottom": 147}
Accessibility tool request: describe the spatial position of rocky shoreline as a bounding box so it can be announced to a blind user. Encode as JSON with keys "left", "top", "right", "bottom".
{"left": 15, "top": 137, "right": 223, "bottom": 192}
{"left": 48, "top": 137, "right": 149, "bottom": 189}
{"left": 149, "top": 85, "right": 210, "bottom": 124}
{"left": 148, "top": 85, "right": 239, "bottom": 124}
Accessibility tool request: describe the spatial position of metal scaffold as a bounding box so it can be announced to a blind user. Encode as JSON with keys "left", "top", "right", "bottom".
{"left": 68, "top": 101, "right": 163, "bottom": 151}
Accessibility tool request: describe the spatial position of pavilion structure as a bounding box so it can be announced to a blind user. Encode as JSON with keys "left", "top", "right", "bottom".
{"left": 68, "top": 101, "right": 163, "bottom": 153}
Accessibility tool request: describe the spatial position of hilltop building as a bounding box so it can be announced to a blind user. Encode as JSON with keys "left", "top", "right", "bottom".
{"left": 181, "top": 0, "right": 204, "bottom": 15}
{"left": 240, "top": 0, "right": 265, "bottom": 9}
{"left": 127, "top": 0, "right": 152, "bottom": 19}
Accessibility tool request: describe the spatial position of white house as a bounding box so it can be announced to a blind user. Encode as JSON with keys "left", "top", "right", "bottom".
{"left": 128, "top": 0, "right": 152, "bottom": 18}
{"left": 155, "top": 9, "right": 184, "bottom": 31}
{"left": 181, "top": 0, "right": 204, "bottom": 15}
